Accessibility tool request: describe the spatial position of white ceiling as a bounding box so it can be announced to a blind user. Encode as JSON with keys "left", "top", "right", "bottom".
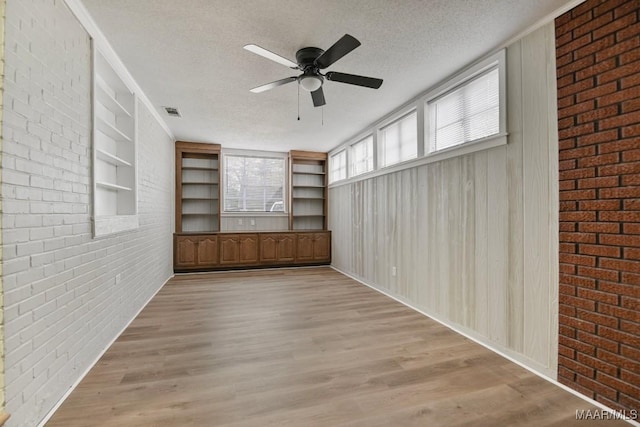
{"left": 80, "top": 0, "right": 573, "bottom": 153}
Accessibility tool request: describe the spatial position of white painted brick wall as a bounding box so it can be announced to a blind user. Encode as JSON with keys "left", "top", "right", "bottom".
{"left": 1, "top": 1, "right": 174, "bottom": 425}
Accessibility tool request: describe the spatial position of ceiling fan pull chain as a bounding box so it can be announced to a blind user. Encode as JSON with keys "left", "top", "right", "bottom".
{"left": 297, "top": 83, "right": 300, "bottom": 121}
{"left": 322, "top": 106, "right": 324, "bottom": 126}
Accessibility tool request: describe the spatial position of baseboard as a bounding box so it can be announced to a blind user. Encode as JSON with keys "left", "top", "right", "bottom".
{"left": 331, "top": 265, "right": 640, "bottom": 427}
{"left": 36, "top": 273, "right": 175, "bottom": 427}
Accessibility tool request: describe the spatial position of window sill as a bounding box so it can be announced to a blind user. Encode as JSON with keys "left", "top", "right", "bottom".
{"left": 93, "top": 215, "right": 139, "bottom": 237}
{"left": 329, "top": 133, "right": 507, "bottom": 188}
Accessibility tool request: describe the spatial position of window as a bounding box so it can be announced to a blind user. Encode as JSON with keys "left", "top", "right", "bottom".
{"left": 379, "top": 111, "right": 417, "bottom": 167}
{"left": 330, "top": 150, "right": 347, "bottom": 182}
{"left": 350, "top": 135, "right": 374, "bottom": 177}
{"left": 223, "top": 155, "right": 285, "bottom": 212}
{"left": 428, "top": 66, "right": 500, "bottom": 152}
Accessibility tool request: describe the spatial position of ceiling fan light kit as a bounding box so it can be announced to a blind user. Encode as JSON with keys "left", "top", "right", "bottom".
{"left": 244, "top": 34, "right": 383, "bottom": 109}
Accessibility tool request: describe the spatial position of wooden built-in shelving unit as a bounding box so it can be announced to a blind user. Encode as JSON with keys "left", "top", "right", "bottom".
{"left": 289, "top": 150, "right": 328, "bottom": 231}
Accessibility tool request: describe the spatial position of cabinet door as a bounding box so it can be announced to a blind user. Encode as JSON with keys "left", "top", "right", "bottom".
{"left": 239, "top": 234, "right": 259, "bottom": 264}
{"left": 219, "top": 235, "right": 240, "bottom": 265}
{"left": 175, "top": 236, "right": 198, "bottom": 267}
{"left": 259, "top": 235, "right": 278, "bottom": 263}
{"left": 296, "top": 233, "right": 314, "bottom": 262}
{"left": 277, "top": 234, "right": 296, "bottom": 262}
{"left": 197, "top": 236, "right": 218, "bottom": 267}
{"left": 313, "top": 232, "right": 330, "bottom": 261}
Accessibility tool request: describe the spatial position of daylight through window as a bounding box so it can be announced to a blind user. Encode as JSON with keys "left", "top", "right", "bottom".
{"left": 223, "top": 155, "right": 285, "bottom": 212}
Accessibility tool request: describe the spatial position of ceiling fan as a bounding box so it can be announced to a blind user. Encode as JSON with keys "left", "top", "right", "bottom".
{"left": 244, "top": 34, "right": 383, "bottom": 107}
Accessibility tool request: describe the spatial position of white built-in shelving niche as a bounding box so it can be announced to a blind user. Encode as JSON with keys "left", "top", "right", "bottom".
{"left": 92, "top": 46, "right": 138, "bottom": 236}
{"left": 290, "top": 159, "right": 326, "bottom": 230}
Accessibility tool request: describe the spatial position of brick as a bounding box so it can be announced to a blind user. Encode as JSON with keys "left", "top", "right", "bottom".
{"left": 578, "top": 308, "right": 619, "bottom": 328}
{"left": 598, "top": 302, "right": 640, "bottom": 323}
{"left": 557, "top": 55, "right": 595, "bottom": 78}
{"left": 578, "top": 222, "right": 620, "bottom": 233}
{"left": 622, "top": 174, "right": 640, "bottom": 186}
{"left": 557, "top": 74, "right": 575, "bottom": 90}
{"left": 560, "top": 253, "right": 597, "bottom": 266}
{"left": 622, "top": 123, "right": 640, "bottom": 137}
{"left": 560, "top": 314, "right": 597, "bottom": 333}
{"left": 613, "top": 1, "right": 640, "bottom": 19}
{"left": 559, "top": 180, "right": 576, "bottom": 191}
{"left": 596, "top": 372, "right": 640, "bottom": 399}
{"left": 559, "top": 145, "right": 595, "bottom": 161}
{"left": 620, "top": 344, "right": 640, "bottom": 363}
{"left": 599, "top": 257, "right": 640, "bottom": 273}
{"left": 559, "top": 138, "right": 577, "bottom": 150}
{"left": 598, "top": 161, "right": 640, "bottom": 176}
{"left": 557, "top": 13, "right": 594, "bottom": 37}
{"left": 560, "top": 262, "right": 577, "bottom": 273}
{"left": 622, "top": 271, "right": 640, "bottom": 286}
{"left": 579, "top": 243, "right": 621, "bottom": 257}
{"left": 624, "top": 200, "right": 640, "bottom": 210}
{"left": 592, "top": 11, "right": 638, "bottom": 40}
{"left": 620, "top": 319, "right": 640, "bottom": 335}
{"left": 577, "top": 81, "right": 618, "bottom": 103}
{"left": 558, "top": 99, "right": 596, "bottom": 119}
{"left": 577, "top": 270, "right": 620, "bottom": 287}
{"left": 616, "top": 21, "right": 640, "bottom": 41}
{"left": 560, "top": 273, "right": 596, "bottom": 288}
{"left": 599, "top": 187, "right": 640, "bottom": 198}
{"left": 577, "top": 176, "right": 619, "bottom": 188}
{"left": 597, "top": 84, "right": 640, "bottom": 106}
{"left": 559, "top": 123, "right": 595, "bottom": 140}
{"left": 560, "top": 211, "right": 596, "bottom": 221}
{"left": 559, "top": 159, "right": 577, "bottom": 171}
{"left": 558, "top": 343, "right": 576, "bottom": 358}
{"left": 622, "top": 149, "right": 640, "bottom": 162}
{"left": 620, "top": 72, "right": 640, "bottom": 89}
{"left": 574, "top": 35, "right": 617, "bottom": 60}
{"left": 576, "top": 105, "right": 619, "bottom": 124}
{"left": 624, "top": 223, "right": 640, "bottom": 234}
{"left": 560, "top": 189, "right": 597, "bottom": 201}
{"left": 595, "top": 31, "right": 640, "bottom": 62}
{"left": 622, "top": 98, "right": 640, "bottom": 113}
{"left": 599, "top": 211, "right": 640, "bottom": 222}
{"left": 574, "top": 10, "right": 614, "bottom": 38}
{"left": 621, "top": 296, "right": 640, "bottom": 310}
{"left": 560, "top": 324, "right": 577, "bottom": 339}
{"left": 561, "top": 293, "right": 597, "bottom": 311}
{"left": 577, "top": 330, "right": 620, "bottom": 353}
{"left": 578, "top": 199, "right": 620, "bottom": 210}
{"left": 578, "top": 152, "right": 620, "bottom": 167}
{"left": 559, "top": 355, "right": 595, "bottom": 377}
{"left": 575, "top": 57, "right": 617, "bottom": 81}
{"left": 560, "top": 243, "right": 577, "bottom": 254}
{"left": 557, "top": 77, "right": 595, "bottom": 99}
{"left": 576, "top": 129, "right": 617, "bottom": 146}
{"left": 576, "top": 374, "right": 618, "bottom": 399}
{"left": 561, "top": 334, "right": 596, "bottom": 355}
{"left": 577, "top": 353, "right": 618, "bottom": 376}
{"left": 560, "top": 231, "right": 597, "bottom": 243}
{"left": 599, "top": 110, "right": 640, "bottom": 131}
{"left": 597, "top": 138, "right": 640, "bottom": 154}
{"left": 599, "top": 326, "right": 640, "bottom": 348}
{"left": 560, "top": 200, "right": 578, "bottom": 211}
{"left": 560, "top": 167, "right": 596, "bottom": 180}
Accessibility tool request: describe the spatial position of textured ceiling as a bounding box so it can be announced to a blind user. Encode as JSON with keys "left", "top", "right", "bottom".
{"left": 80, "top": 0, "right": 573, "bottom": 152}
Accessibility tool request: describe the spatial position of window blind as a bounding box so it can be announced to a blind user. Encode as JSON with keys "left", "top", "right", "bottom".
{"left": 351, "top": 135, "right": 374, "bottom": 177}
{"left": 380, "top": 111, "right": 417, "bottom": 167}
{"left": 430, "top": 67, "right": 499, "bottom": 151}
{"left": 330, "top": 150, "right": 347, "bottom": 182}
{"left": 224, "top": 155, "right": 285, "bottom": 212}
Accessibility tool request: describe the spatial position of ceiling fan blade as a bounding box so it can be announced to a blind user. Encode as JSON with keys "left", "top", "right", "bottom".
{"left": 250, "top": 77, "right": 297, "bottom": 93}
{"left": 244, "top": 44, "right": 298, "bottom": 69}
{"left": 314, "top": 34, "right": 361, "bottom": 69}
{"left": 311, "top": 87, "right": 326, "bottom": 107}
{"left": 325, "top": 72, "right": 383, "bottom": 89}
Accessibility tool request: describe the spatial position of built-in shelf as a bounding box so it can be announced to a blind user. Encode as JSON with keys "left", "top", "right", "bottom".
{"left": 96, "top": 181, "right": 133, "bottom": 192}
{"left": 93, "top": 47, "right": 137, "bottom": 236}
{"left": 289, "top": 151, "right": 328, "bottom": 231}
{"left": 176, "top": 141, "right": 221, "bottom": 233}
{"left": 96, "top": 148, "right": 132, "bottom": 167}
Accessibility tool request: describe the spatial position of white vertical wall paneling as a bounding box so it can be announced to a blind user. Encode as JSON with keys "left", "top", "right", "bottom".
{"left": 522, "top": 25, "right": 552, "bottom": 367}
{"left": 328, "top": 23, "right": 559, "bottom": 378}
{"left": 545, "top": 22, "right": 560, "bottom": 375}
{"left": 506, "top": 38, "right": 525, "bottom": 353}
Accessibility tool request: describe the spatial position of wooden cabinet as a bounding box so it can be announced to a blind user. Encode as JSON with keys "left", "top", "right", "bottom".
{"left": 289, "top": 151, "right": 327, "bottom": 231}
{"left": 260, "top": 233, "right": 295, "bottom": 263}
{"left": 296, "top": 232, "right": 330, "bottom": 262}
{"left": 176, "top": 141, "right": 221, "bottom": 233}
{"left": 174, "top": 231, "right": 330, "bottom": 272}
{"left": 219, "top": 234, "right": 259, "bottom": 265}
{"left": 174, "top": 234, "right": 219, "bottom": 269}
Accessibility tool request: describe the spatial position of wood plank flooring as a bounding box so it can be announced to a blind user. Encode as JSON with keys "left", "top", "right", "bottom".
{"left": 46, "top": 267, "right": 625, "bottom": 426}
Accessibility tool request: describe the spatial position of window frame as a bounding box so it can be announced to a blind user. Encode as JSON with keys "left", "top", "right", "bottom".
{"left": 349, "top": 135, "right": 374, "bottom": 177}
{"left": 221, "top": 149, "right": 288, "bottom": 215}
{"left": 377, "top": 109, "right": 418, "bottom": 168}
{"left": 425, "top": 49, "right": 507, "bottom": 155}
{"left": 329, "top": 149, "right": 347, "bottom": 183}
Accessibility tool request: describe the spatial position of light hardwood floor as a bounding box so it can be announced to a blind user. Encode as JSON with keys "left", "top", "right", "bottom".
{"left": 46, "top": 267, "right": 624, "bottom": 426}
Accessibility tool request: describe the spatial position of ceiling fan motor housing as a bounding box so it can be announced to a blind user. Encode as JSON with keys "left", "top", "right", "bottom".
{"left": 295, "top": 47, "right": 324, "bottom": 69}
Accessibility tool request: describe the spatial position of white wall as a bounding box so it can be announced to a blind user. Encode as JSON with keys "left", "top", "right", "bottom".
{"left": 1, "top": 1, "right": 174, "bottom": 426}
{"left": 329, "top": 23, "right": 559, "bottom": 377}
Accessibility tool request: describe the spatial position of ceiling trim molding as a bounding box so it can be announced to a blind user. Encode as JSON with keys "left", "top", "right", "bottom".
{"left": 64, "top": 0, "right": 175, "bottom": 140}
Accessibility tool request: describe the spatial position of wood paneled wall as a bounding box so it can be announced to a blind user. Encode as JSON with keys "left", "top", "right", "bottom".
{"left": 329, "top": 23, "right": 560, "bottom": 377}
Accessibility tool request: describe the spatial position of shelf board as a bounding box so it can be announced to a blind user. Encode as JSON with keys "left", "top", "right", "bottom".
{"left": 292, "top": 171, "right": 326, "bottom": 175}
{"left": 182, "top": 182, "right": 218, "bottom": 185}
{"left": 96, "top": 148, "right": 132, "bottom": 167}
{"left": 293, "top": 197, "right": 325, "bottom": 200}
{"left": 292, "top": 185, "right": 325, "bottom": 189}
{"left": 182, "top": 213, "right": 219, "bottom": 216}
{"left": 96, "top": 181, "right": 132, "bottom": 191}
{"left": 292, "top": 214, "right": 325, "bottom": 218}
{"left": 181, "top": 166, "right": 218, "bottom": 171}
{"left": 182, "top": 197, "right": 219, "bottom": 201}
{"left": 95, "top": 78, "right": 133, "bottom": 118}
{"left": 96, "top": 116, "right": 132, "bottom": 142}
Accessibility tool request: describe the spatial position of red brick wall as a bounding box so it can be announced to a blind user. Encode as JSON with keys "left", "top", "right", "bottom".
{"left": 556, "top": 0, "right": 640, "bottom": 412}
